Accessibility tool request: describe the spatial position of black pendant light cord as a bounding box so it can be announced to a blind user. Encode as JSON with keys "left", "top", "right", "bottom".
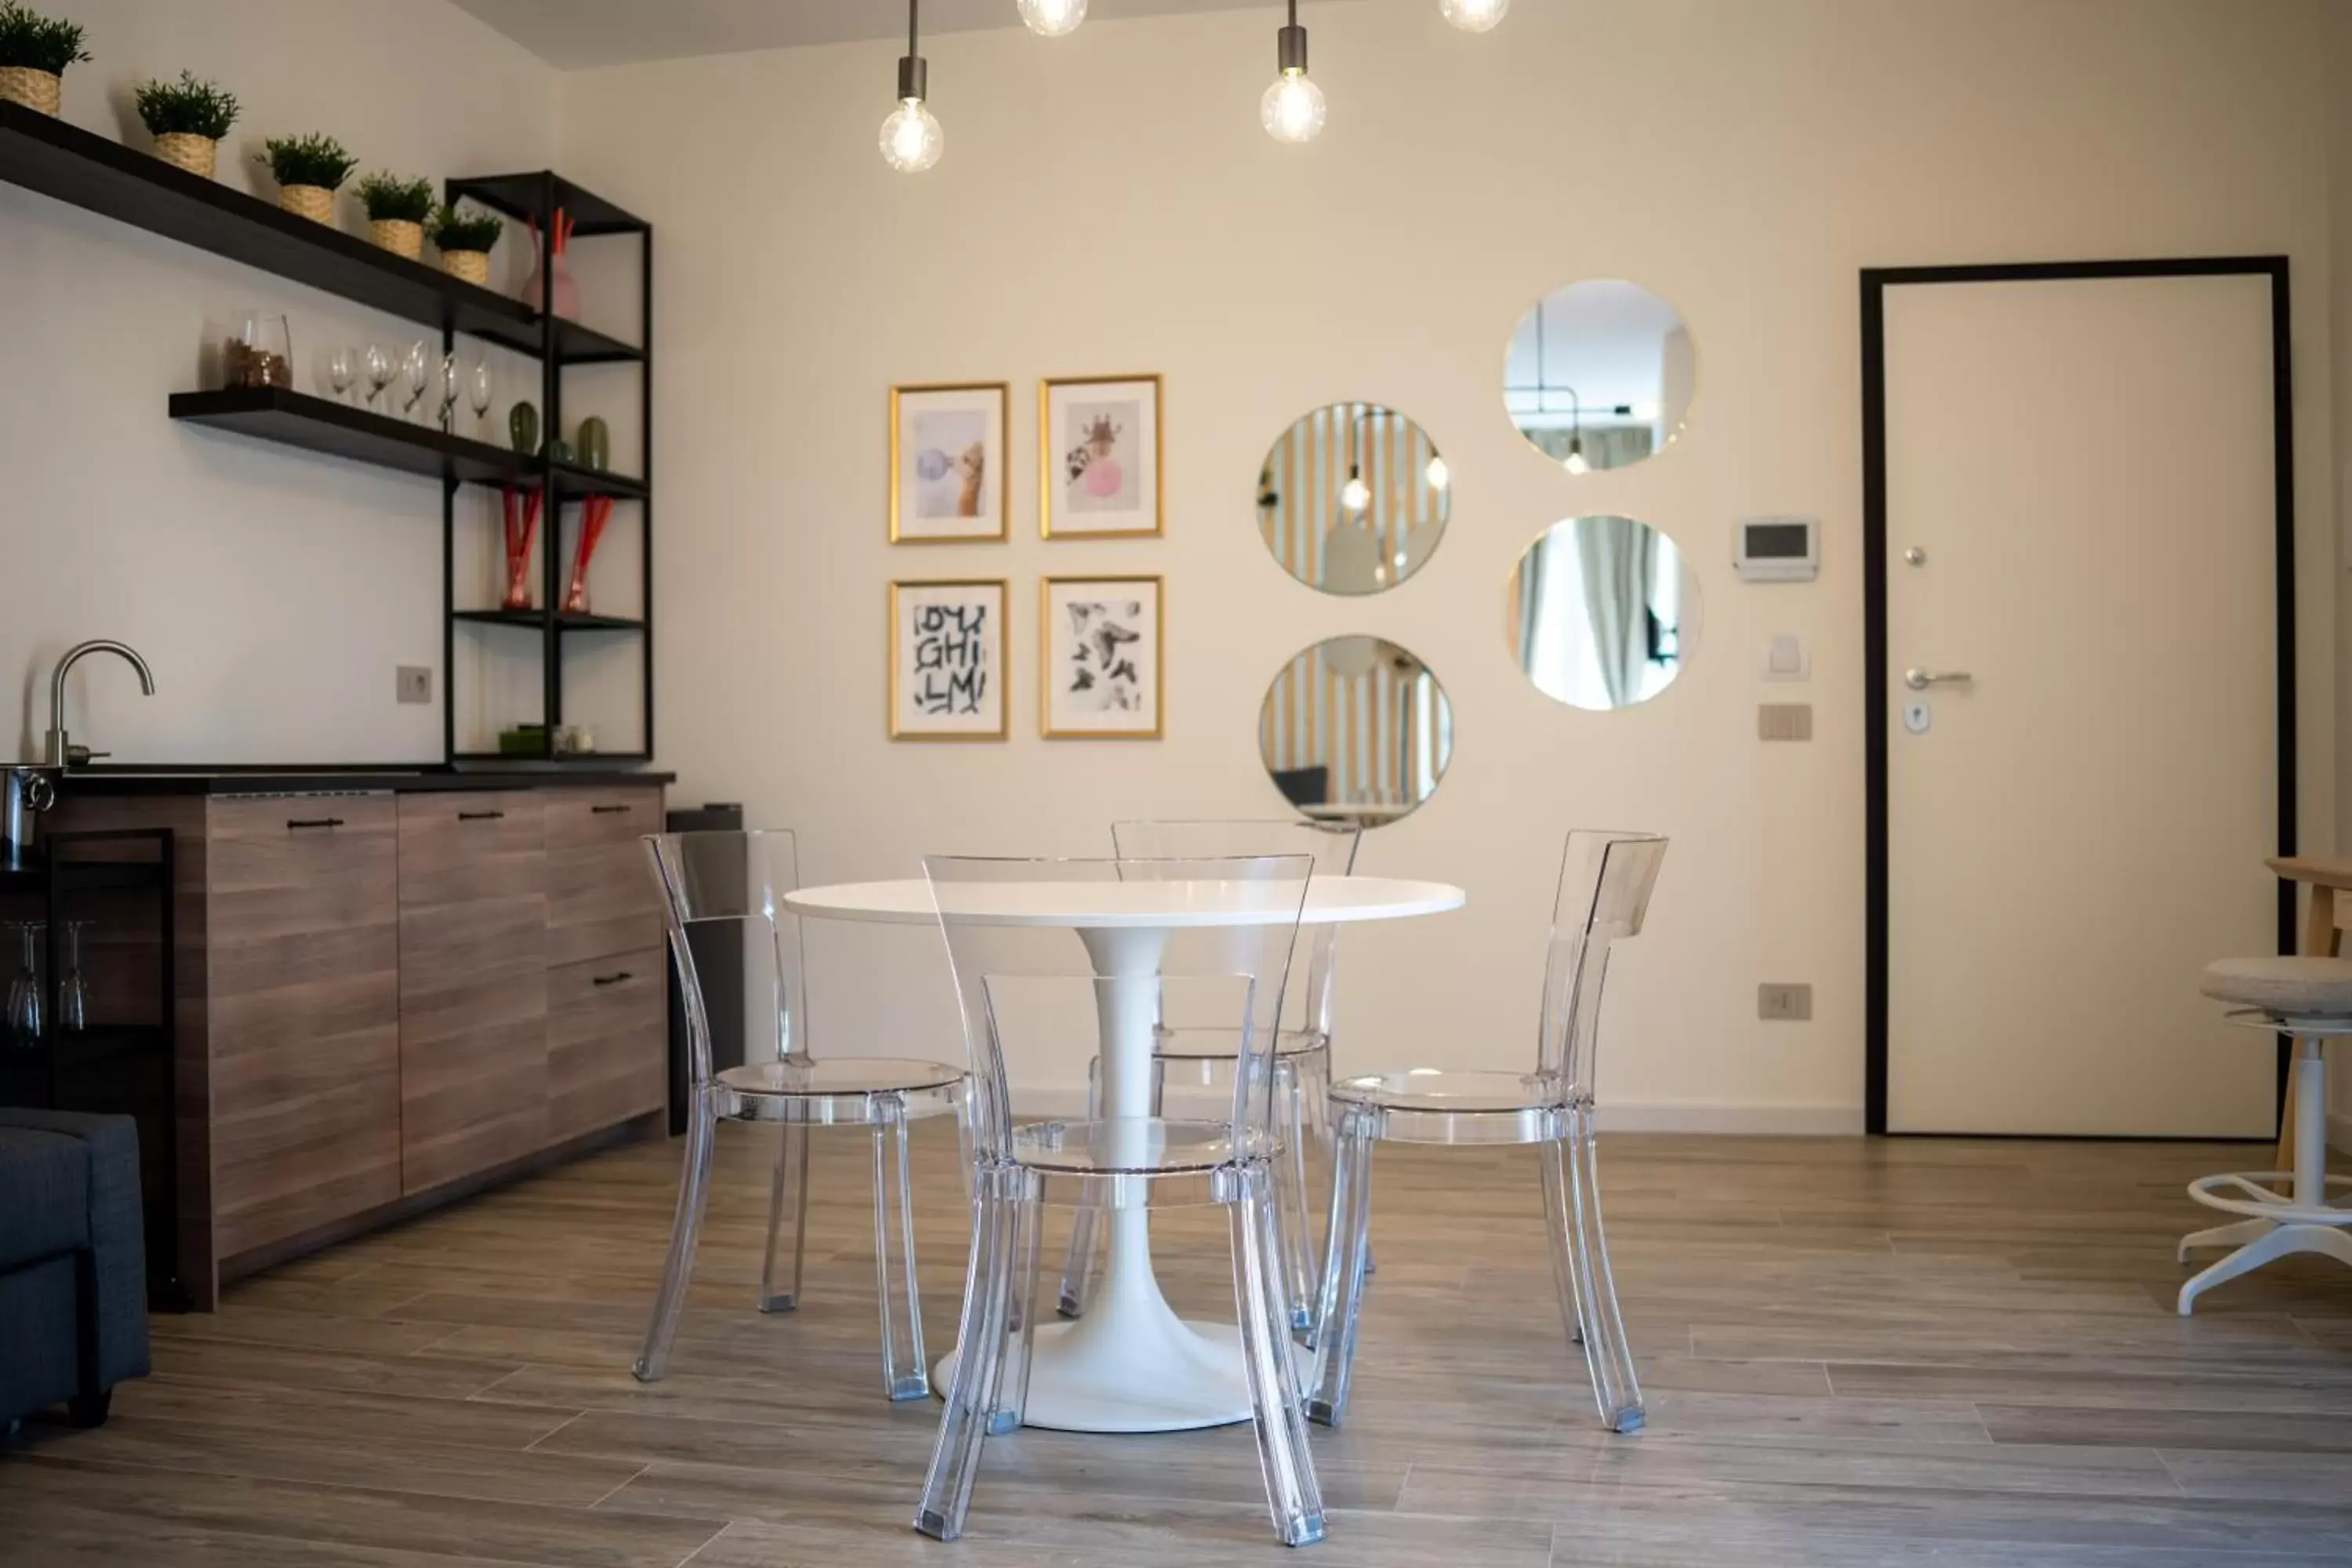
{"left": 899, "top": 0, "right": 927, "bottom": 103}
{"left": 1279, "top": 0, "right": 1307, "bottom": 74}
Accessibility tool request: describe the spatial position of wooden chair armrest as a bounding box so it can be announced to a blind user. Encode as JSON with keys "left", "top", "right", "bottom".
{"left": 2268, "top": 856, "right": 2352, "bottom": 891}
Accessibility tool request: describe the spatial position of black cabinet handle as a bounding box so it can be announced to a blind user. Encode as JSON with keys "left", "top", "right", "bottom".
{"left": 285, "top": 817, "right": 344, "bottom": 830}
{"left": 592, "top": 971, "right": 633, "bottom": 987}
{"left": 457, "top": 810, "right": 506, "bottom": 822}
{"left": 590, "top": 804, "right": 633, "bottom": 815}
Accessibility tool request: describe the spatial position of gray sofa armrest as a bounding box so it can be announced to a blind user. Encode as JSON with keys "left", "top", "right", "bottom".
{"left": 0, "top": 1107, "right": 151, "bottom": 1388}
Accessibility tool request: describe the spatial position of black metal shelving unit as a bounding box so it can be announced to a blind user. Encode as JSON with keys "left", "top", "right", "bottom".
{"left": 0, "top": 829, "right": 183, "bottom": 1311}
{"left": 442, "top": 172, "right": 654, "bottom": 765}
{"left": 0, "top": 102, "right": 655, "bottom": 767}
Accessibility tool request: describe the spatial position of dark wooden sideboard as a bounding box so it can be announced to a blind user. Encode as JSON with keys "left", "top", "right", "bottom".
{"left": 46, "top": 773, "right": 668, "bottom": 1307}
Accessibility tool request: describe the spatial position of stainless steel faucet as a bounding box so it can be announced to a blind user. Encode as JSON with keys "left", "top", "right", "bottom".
{"left": 45, "top": 640, "right": 156, "bottom": 768}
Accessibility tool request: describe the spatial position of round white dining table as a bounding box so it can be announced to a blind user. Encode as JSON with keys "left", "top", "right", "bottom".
{"left": 782, "top": 873, "right": 1466, "bottom": 1433}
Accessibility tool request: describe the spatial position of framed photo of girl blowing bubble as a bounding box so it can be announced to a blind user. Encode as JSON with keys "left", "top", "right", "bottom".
{"left": 890, "top": 382, "right": 1010, "bottom": 543}
{"left": 1040, "top": 374, "right": 1163, "bottom": 539}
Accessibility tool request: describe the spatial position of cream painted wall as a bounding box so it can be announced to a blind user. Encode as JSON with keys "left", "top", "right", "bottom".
{"left": 0, "top": 0, "right": 557, "bottom": 763}
{"left": 553, "top": 0, "right": 2340, "bottom": 1126}
{"left": 2327, "top": 0, "right": 2352, "bottom": 1146}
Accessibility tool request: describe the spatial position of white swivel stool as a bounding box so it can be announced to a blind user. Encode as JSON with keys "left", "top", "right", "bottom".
{"left": 2178, "top": 956, "right": 2352, "bottom": 1314}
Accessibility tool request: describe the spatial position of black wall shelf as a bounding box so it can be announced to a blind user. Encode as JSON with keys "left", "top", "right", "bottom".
{"left": 0, "top": 100, "right": 655, "bottom": 767}
{"left": 170, "top": 387, "right": 646, "bottom": 499}
{"left": 0, "top": 102, "right": 633, "bottom": 364}
{"left": 454, "top": 608, "right": 645, "bottom": 633}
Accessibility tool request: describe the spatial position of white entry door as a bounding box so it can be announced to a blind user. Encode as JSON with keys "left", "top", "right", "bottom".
{"left": 1882, "top": 270, "right": 2282, "bottom": 1137}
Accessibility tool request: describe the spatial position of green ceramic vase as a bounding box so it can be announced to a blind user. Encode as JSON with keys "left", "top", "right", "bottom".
{"left": 508, "top": 401, "right": 539, "bottom": 455}
{"left": 575, "top": 416, "right": 611, "bottom": 472}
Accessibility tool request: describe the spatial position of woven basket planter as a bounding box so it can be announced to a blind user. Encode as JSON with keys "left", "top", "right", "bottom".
{"left": 441, "top": 249, "right": 490, "bottom": 286}
{"left": 151, "top": 132, "right": 217, "bottom": 180}
{"left": 279, "top": 184, "right": 335, "bottom": 224}
{"left": 369, "top": 218, "right": 423, "bottom": 261}
{"left": 0, "top": 67, "right": 60, "bottom": 116}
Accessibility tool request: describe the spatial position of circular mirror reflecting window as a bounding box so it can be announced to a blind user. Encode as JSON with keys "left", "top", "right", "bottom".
{"left": 1258, "top": 636, "right": 1454, "bottom": 826}
{"left": 1507, "top": 516, "right": 1701, "bottom": 710}
{"left": 1504, "top": 280, "right": 1694, "bottom": 474}
{"left": 1258, "top": 403, "right": 1450, "bottom": 595}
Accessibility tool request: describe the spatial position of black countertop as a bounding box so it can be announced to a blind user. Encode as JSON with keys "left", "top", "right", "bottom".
{"left": 59, "top": 764, "right": 674, "bottom": 797}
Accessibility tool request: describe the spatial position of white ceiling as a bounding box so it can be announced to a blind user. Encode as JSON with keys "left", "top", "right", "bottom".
{"left": 452, "top": 0, "right": 1298, "bottom": 70}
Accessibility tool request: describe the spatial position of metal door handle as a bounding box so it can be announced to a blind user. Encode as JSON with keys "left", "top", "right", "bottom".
{"left": 1904, "top": 668, "right": 1974, "bottom": 690}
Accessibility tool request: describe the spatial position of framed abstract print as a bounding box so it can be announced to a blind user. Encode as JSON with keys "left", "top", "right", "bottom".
{"left": 1041, "top": 575, "right": 1163, "bottom": 739}
{"left": 891, "top": 382, "right": 1010, "bottom": 543}
{"left": 1040, "top": 374, "right": 1163, "bottom": 539}
{"left": 890, "top": 579, "right": 1008, "bottom": 740}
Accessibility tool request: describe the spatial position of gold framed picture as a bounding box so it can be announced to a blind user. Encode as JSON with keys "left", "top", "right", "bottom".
{"left": 1040, "top": 374, "right": 1163, "bottom": 539}
{"left": 890, "top": 382, "right": 1010, "bottom": 543}
{"left": 890, "top": 579, "right": 1008, "bottom": 740}
{"left": 1041, "top": 575, "right": 1163, "bottom": 739}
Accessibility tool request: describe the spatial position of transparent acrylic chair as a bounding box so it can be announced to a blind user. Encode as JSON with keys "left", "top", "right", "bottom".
{"left": 635, "top": 829, "right": 967, "bottom": 1401}
{"left": 1057, "top": 818, "right": 1363, "bottom": 1329}
{"left": 1309, "top": 829, "right": 1667, "bottom": 1436}
{"left": 913, "top": 854, "right": 1327, "bottom": 1549}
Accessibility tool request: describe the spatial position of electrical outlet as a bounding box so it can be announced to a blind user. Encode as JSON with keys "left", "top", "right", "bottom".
{"left": 396, "top": 666, "right": 433, "bottom": 705}
{"left": 1758, "top": 702, "right": 1813, "bottom": 742}
{"left": 1758, "top": 982, "right": 1813, "bottom": 1022}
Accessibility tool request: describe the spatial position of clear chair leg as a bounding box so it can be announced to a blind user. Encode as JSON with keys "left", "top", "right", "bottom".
{"left": 1057, "top": 1055, "right": 1102, "bottom": 1318}
{"left": 990, "top": 1185, "right": 1045, "bottom": 1435}
{"left": 1560, "top": 1105, "right": 1642, "bottom": 1432}
{"left": 1539, "top": 1127, "right": 1586, "bottom": 1348}
{"left": 915, "top": 1175, "right": 1016, "bottom": 1542}
{"left": 874, "top": 1102, "right": 930, "bottom": 1402}
{"left": 1232, "top": 1163, "right": 1327, "bottom": 1547}
{"left": 1306, "top": 1116, "right": 1375, "bottom": 1423}
{"left": 759, "top": 1118, "right": 811, "bottom": 1313}
{"left": 1272, "top": 1056, "right": 1316, "bottom": 1332}
{"left": 633, "top": 1092, "right": 716, "bottom": 1383}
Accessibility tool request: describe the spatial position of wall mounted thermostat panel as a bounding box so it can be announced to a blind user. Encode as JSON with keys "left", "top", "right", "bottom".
{"left": 1735, "top": 517, "right": 1819, "bottom": 583}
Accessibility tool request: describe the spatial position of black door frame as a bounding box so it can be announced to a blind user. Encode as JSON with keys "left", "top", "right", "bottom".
{"left": 1861, "top": 256, "right": 2297, "bottom": 1136}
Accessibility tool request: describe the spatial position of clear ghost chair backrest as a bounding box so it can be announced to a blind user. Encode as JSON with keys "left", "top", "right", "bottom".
{"left": 644, "top": 830, "right": 808, "bottom": 1089}
{"left": 923, "top": 855, "right": 1312, "bottom": 1162}
{"left": 1110, "top": 819, "right": 1361, "bottom": 1039}
{"left": 1534, "top": 831, "right": 1668, "bottom": 1100}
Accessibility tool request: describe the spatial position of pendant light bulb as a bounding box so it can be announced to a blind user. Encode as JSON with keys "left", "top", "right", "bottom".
{"left": 882, "top": 1, "right": 942, "bottom": 172}
{"left": 881, "top": 97, "right": 942, "bottom": 172}
{"left": 1341, "top": 470, "right": 1371, "bottom": 513}
{"left": 1018, "top": 0, "right": 1087, "bottom": 36}
{"left": 1262, "top": 8, "right": 1325, "bottom": 144}
{"left": 1563, "top": 435, "right": 1590, "bottom": 476}
{"left": 1439, "top": 0, "right": 1509, "bottom": 32}
{"left": 1424, "top": 455, "right": 1450, "bottom": 492}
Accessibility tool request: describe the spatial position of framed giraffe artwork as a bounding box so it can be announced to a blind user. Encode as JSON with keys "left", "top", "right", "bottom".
{"left": 1040, "top": 374, "right": 1164, "bottom": 539}
{"left": 890, "top": 381, "right": 1010, "bottom": 543}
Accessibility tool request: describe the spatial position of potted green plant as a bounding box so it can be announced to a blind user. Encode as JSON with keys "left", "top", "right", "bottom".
{"left": 430, "top": 202, "right": 503, "bottom": 286}
{"left": 256, "top": 132, "right": 356, "bottom": 224}
{"left": 0, "top": 1, "right": 89, "bottom": 117}
{"left": 132, "top": 71, "right": 238, "bottom": 180}
{"left": 356, "top": 172, "right": 434, "bottom": 260}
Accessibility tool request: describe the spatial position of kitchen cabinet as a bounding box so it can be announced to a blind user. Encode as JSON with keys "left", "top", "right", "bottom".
{"left": 44, "top": 773, "right": 670, "bottom": 1305}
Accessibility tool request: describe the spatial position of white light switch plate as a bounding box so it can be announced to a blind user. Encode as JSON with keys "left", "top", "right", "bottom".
{"left": 1762, "top": 633, "right": 1809, "bottom": 681}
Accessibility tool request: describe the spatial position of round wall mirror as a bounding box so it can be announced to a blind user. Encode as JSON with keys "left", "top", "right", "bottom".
{"left": 1507, "top": 516, "right": 1701, "bottom": 710}
{"left": 1504, "top": 279, "right": 1695, "bottom": 474}
{"left": 1257, "top": 403, "right": 1450, "bottom": 594}
{"left": 1258, "top": 636, "right": 1454, "bottom": 826}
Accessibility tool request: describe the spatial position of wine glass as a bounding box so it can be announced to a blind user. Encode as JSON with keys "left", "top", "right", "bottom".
{"left": 468, "top": 361, "right": 493, "bottom": 437}
{"left": 57, "top": 920, "right": 89, "bottom": 1036}
{"left": 437, "top": 354, "right": 461, "bottom": 433}
{"left": 401, "top": 341, "right": 430, "bottom": 420}
{"left": 7, "top": 920, "right": 43, "bottom": 1049}
{"left": 362, "top": 343, "right": 394, "bottom": 411}
{"left": 325, "top": 346, "right": 354, "bottom": 404}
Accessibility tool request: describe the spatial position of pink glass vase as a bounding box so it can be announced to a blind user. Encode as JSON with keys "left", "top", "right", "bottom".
{"left": 524, "top": 249, "right": 580, "bottom": 320}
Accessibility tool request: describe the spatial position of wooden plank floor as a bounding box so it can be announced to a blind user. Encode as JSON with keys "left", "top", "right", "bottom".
{"left": 7, "top": 1127, "right": 2352, "bottom": 1565}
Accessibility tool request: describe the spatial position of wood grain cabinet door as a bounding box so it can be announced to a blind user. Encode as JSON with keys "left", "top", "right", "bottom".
{"left": 543, "top": 788, "right": 665, "bottom": 967}
{"left": 205, "top": 796, "right": 401, "bottom": 1258}
{"left": 397, "top": 793, "right": 548, "bottom": 1194}
{"left": 546, "top": 949, "right": 667, "bottom": 1143}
